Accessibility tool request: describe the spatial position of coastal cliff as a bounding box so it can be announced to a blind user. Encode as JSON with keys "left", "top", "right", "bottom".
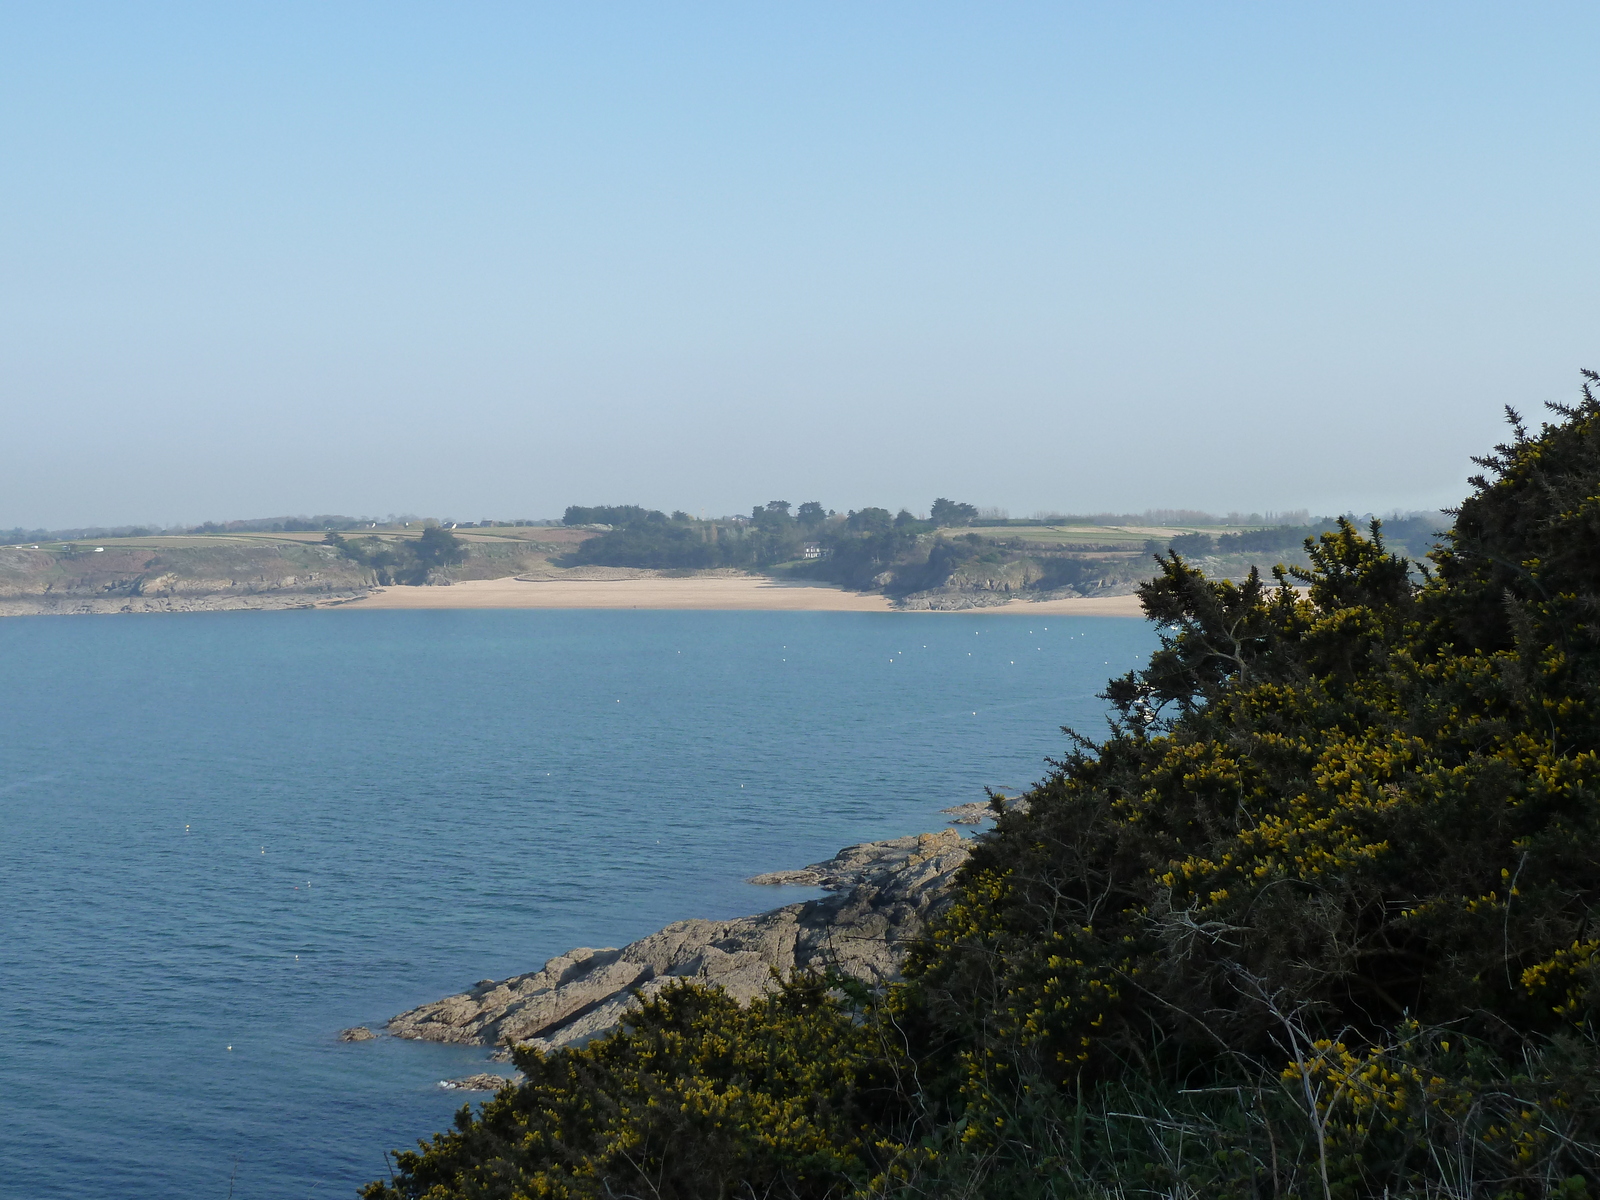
{"left": 0, "top": 541, "right": 374, "bottom": 615}
{"left": 0, "top": 530, "right": 573, "bottom": 616}
{"left": 386, "top": 829, "right": 969, "bottom": 1055}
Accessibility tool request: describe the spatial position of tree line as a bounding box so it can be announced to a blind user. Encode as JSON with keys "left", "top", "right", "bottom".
{"left": 562, "top": 499, "right": 983, "bottom": 581}
{"left": 562, "top": 498, "right": 1379, "bottom": 599}
{"left": 1156, "top": 513, "right": 1444, "bottom": 562}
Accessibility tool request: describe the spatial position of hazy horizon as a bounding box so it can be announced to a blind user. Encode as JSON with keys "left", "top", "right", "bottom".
{"left": 2, "top": 503, "right": 1447, "bottom": 541}
{"left": 4, "top": 3, "right": 1597, "bottom": 529}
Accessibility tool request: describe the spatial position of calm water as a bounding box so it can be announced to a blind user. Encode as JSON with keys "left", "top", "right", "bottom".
{"left": 0, "top": 609, "right": 1154, "bottom": 1198}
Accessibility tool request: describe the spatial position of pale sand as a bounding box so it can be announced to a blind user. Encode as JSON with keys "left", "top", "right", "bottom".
{"left": 980, "top": 593, "right": 1144, "bottom": 616}
{"left": 328, "top": 575, "right": 1146, "bottom": 616}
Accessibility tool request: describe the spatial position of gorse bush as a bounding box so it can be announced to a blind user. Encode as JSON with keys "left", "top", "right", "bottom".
{"left": 367, "top": 381, "right": 1600, "bottom": 1199}
{"left": 366, "top": 979, "right": 909, "bottom": 1199}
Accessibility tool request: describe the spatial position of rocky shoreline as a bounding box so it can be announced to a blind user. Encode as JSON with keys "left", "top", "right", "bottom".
{"left": 383, "top": 828, "right": 972, "bottom": 1057}
{"left": 440, "top": 1073, "right": 519, "bottom": 1092}
{"left": 0, "top": 590, "right": 370, "bottom": 617}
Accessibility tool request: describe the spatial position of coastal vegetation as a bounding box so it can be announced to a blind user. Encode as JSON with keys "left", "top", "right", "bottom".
{"left": 0, "top": 514, "right": 551, "bottom": 546}
{"left": 324, "top": 526, "right": 467, "bottom": 585}
{"left": 0, "top": 500, "right": 1441, "bottom": 617}
{"left": 0, "top": 524, "right": 582, "bottom": 614}
{"left": 364, "top": 384, "right": 1600, "bottom": 1198}
{"left": 562, "top": 501, "right": 1443, "bottom": 607}
{"left": 3, "top": 500, "right": 1443, "bottom": 616}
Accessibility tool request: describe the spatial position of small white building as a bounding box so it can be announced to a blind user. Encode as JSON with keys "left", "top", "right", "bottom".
{"left": 802, "top": 542, "right": 824, "bottom": 560}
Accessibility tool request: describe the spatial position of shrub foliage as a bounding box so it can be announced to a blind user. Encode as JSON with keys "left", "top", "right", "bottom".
{"left": 367, "top": 383, "right": 1600, "bottom": 1199}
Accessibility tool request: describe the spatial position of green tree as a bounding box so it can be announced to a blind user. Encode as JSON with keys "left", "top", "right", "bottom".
{"left": 1166, "top": 529, "right": 1214, "bottom": 556}
{"left": 929, "top": 497, "right": 978, "bottom": 526}
{"left": 845, "top": 507, "right": 891, "bottom": 533}
{"left": 563, "top": 505, "right": 665, "bottom": 526}
{"left": 414, "top": 525, "right": 466, "bottom": 569}
{"left": 574, "top": 523, "right": 725, "bottom": 569}
{"left": 752, "top": 501, "right": 794, "bottom": 530}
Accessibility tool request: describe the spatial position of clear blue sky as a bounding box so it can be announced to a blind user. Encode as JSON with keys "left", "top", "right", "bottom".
{"left": 3, "top": 3, "right": 1596, "bottom": 528}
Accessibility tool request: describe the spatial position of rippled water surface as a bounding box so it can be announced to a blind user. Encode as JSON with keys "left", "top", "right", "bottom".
{"left": 0, "top": 608, "right": 1155, "bottom": 1198}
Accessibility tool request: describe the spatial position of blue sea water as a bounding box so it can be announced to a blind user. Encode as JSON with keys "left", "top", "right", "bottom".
{"left": 0, "top": 608, "right": 1155, "bottom": 1199}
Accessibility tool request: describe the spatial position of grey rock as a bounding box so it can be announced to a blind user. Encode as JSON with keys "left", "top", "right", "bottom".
{"left": 388, "top": 829, "right": 969, "bottom": 1055}
{"left": 893, "top": 592, "right": 1013, "bottom": 611}
{"left": 745, "top": 830, "right": 960, "bottom": 888}
{"left": 440, "top": 1073, "right": 520, "bottom": 1091}
{"left": 0, "top": 591, "right": 369, "bottom": 618}
{"left": 338, "top": 1026, "right": 376, "bottom": 1042}
{"left": 940, "top": 796, "right": 1029, "bottom": 826}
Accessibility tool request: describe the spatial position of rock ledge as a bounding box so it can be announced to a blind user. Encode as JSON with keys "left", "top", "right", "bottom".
{"left": 387, "top": 830, "right": 969, "bottom": 1055}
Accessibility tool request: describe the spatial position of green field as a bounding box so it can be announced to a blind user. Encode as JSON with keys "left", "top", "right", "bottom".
{"left": 947, "top": 523, "right": 1257, "bottom": 548}
{"left": 9, "top": 523, "right": 582, "bottom": 553}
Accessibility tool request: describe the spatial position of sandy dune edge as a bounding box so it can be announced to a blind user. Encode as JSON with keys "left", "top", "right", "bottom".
{"left": 327, "top": 575, "right": 1145, "bottom": 615}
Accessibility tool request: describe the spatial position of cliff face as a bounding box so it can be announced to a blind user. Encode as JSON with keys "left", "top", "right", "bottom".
{"left": 0, "top": 534, "right": 572, "bottom": 615}
{"left": 387, "top": 830, "right": 969, "bottom": 1054}
{"left": 0, "top": 542, "right": 373, "bottom": 615}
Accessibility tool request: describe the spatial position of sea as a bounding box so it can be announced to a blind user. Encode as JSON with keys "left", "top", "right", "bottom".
{"left": 0, "top": 608, "right": 1155, "bottom": 1199}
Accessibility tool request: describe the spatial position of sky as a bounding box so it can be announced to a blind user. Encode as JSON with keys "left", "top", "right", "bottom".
{"left": 3, "top": 3, "right": 1598, "bottom": 529}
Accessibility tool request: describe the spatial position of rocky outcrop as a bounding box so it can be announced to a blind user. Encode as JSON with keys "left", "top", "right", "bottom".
{"left": 338, "top": 1026, "right": 376, "bottom": 1042}
{"left": 939, "top": 796, "right": 1029, "bottom": 825}
{"left": 0, "top": 534, "right": 575, "bottom": 617}
{"left": 387, "top": 830, "right": 970, "bottom": 1055}
{"left": 440, "top": 1073, "right": 520, "bottom": 1091}
{"left": 895, "top": 560, "right": 1055, "bottom": 609}
{"left": 894, "top": 591, "right": 1015, "bottom": 611}
{"left": 0, "top": 542, "right": 373, "bottom": 615}
{"left": 743, "top": 830, "right": 962, "bottom": 888}
{"left": 0, "top": 591, "right": 369, "bottom": 617}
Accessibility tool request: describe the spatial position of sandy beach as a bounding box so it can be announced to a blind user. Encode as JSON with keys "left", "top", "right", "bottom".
{"left": 330, "top": 575, "right": 1146, "bottom": 615}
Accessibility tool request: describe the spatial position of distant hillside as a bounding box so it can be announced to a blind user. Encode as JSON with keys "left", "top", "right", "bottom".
{"left": 0, "top": 513, "right": 555, "bottom": 545}
{"left": 0, "top": 506, "right": 1447, "bottom": 615}
{"left": 0, "top": 525, "right": 591, "bottom": 616}
{"left": 561, "top": 501, "right": 1448, "bottom": 610}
